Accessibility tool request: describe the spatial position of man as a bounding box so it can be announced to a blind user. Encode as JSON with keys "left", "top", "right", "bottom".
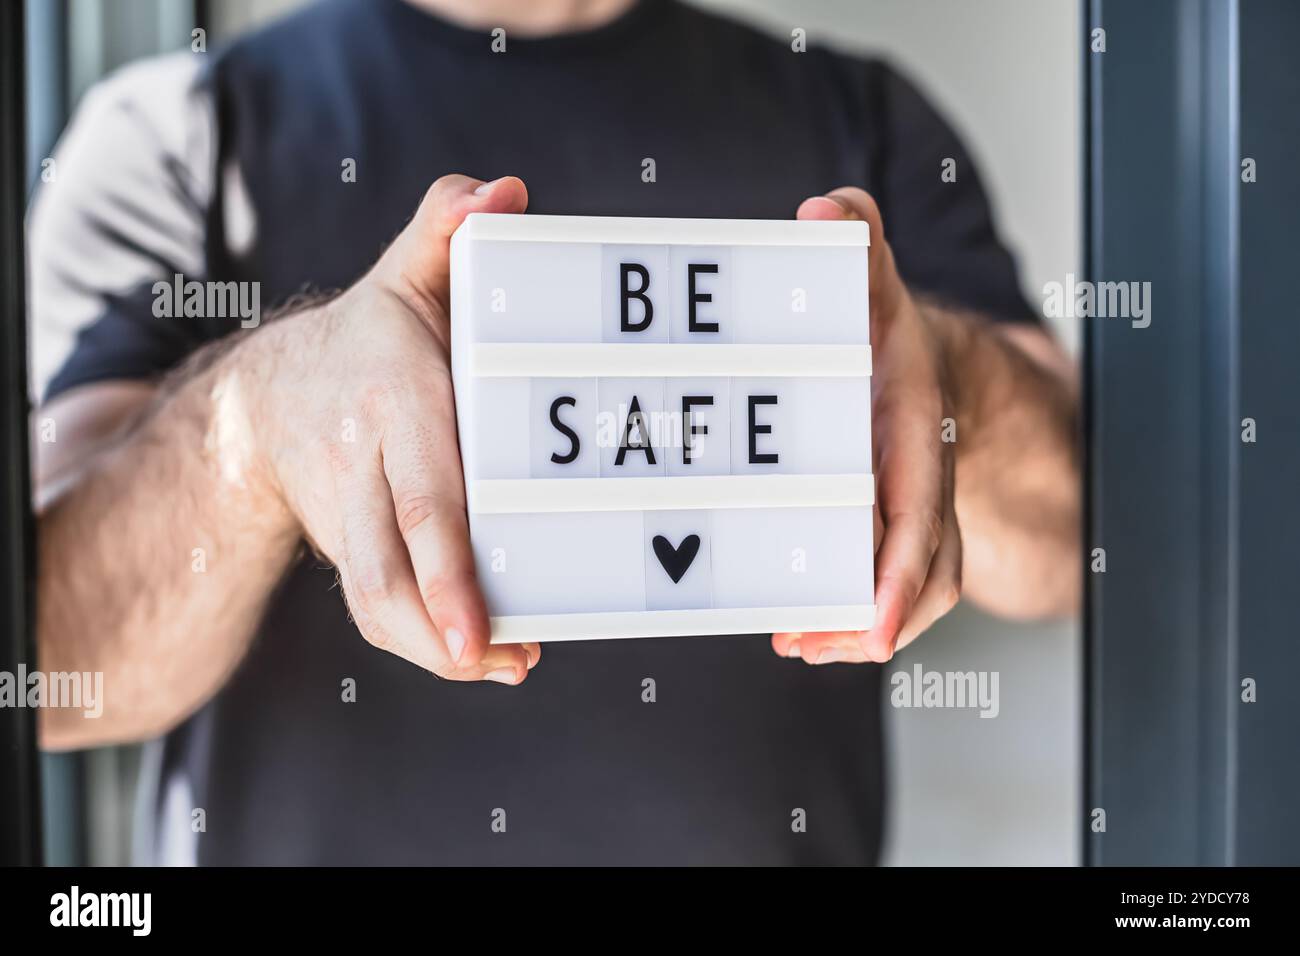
{"left": 31, "top": 0, "right": 1078, "bottom": 864}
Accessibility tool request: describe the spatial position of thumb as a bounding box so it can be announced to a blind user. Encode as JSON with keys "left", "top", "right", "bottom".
{"left": 796, "top": 186, "right": 906, "bottom": 328}
{"left": 376, "top": 174, "right": 529, "bottom": 314}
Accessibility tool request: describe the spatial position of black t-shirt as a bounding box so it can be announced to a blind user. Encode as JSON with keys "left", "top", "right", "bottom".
{"left": 30, "top": 0, "right": 1033, "bottom": 864}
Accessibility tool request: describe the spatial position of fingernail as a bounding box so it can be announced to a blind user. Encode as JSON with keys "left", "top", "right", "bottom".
{"left": 474, "top": 177, "right": 506, "bottom": 196}
{"left": 485, "top": 668, "right": 518, "bottom": 685}
{"left": 820, "top": 194, "right": 851, "bottom": 213}
{"left": 785, "top": 642, "right": 802, "bottom": 659}
{"left": 526, "top": 647, "right": 539, "bottom": 669}
{"left": 816, "top": 647, "right": 850, "bottom": 665}
{"left": 444, "top": 627, "right": 466, "bottom": 664}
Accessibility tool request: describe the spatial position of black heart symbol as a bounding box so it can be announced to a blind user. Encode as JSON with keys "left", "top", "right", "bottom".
{"left": 652, "top": 534, "right": 701, "bottom": 584}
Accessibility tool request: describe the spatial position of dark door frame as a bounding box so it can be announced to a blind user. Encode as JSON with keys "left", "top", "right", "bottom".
{"left": 1084, "top": 0, "right": 1299, "bottom": 865}
{"left": 0, "top": 0, "right": 43, "bottom": 867}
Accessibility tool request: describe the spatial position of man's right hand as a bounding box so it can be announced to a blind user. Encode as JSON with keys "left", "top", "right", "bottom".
{"left": 226, "top": 174, "right": 538, "bottom": 684}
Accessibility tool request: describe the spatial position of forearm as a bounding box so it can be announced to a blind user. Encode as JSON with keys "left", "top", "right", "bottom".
{"left": 36, "top": 334, "right": 301, "bottom": 749}
{"left": 928, "top": 303, "right": 1081, "bottom": 618}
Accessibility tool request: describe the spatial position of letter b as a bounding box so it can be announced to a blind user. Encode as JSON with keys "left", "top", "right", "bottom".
{"left": 620, "top": 263, "right": 653, "bottom": 332}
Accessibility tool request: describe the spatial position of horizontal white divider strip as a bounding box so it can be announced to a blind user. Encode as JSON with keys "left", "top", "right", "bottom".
{"left": 471, "top": 343, "right": 872, "bottom": 378}
{"left": 490, "top": 604, "right": 877, "bottom": 644}
{"left": 459, "top": 212, "right": 871, "bottom": 247}
{"left": 471, "top": 473, "right": 874, "bottom": 514}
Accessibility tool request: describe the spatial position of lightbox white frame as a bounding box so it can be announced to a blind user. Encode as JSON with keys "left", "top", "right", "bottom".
{"left": 450, "top": 213, "right": 876, "bottom": 643}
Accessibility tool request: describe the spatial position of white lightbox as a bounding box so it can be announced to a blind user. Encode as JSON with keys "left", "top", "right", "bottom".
{"left": 450, "top": 214, "right": 875, "bottom": 643}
